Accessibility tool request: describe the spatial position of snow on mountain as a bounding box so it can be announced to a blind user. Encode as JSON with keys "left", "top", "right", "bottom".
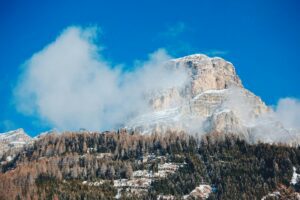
{"left": 0, "top": 128, "right": 32, "bottom": 158}
{"left": 2, "top": 54, "right": 299, "bottom": 145}
{"left": 33, "top": 129, "right": 59, "bottom": 140}
{"left": 290, "top": 166, "right": 300, "bottom": 185}
{"left": 126, "top": 54, "right": 299, "bottom": 144}
{"left": 0, "top": 128, "right": 31, "bottom": 143}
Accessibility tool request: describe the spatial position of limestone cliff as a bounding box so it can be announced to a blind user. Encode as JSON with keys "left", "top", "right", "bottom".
{"left": 126, "top": 54, "right": 296, "bottom": 144}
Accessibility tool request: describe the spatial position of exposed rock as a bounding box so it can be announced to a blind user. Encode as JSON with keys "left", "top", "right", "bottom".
{"left": 126, "top": 54, "right": 297, "bottom": 144}
{"left": 171, "top": 54, "right": 242, "bottom": 95}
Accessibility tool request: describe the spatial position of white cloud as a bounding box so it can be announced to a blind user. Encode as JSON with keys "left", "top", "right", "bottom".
{"left": 14, "top": 26, "right": 188, "bottom": 131}
{"left": 274, "top": 98, "right": 300, "bottom": 130}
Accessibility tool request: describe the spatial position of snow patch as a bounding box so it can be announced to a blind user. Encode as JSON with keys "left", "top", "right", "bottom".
{"left": 6, "top": 155, "right": 13, "bottom": 162}
{"left": 261, "top": 191, "right": 280, "bottom": 200}
{"left": 214, "top": 109, "right": 231, "bottom": 116}
{"left": 193, "top": 89, "right": 227, "bottom": 100}
{"left": 184, "top": 184, "right": 212, "bottom": 199}
{"left": 291, "top": 166, "right": 300, "bottom": 185}
{"left": 126, "top": 107, "right": 181, "bottom": 128}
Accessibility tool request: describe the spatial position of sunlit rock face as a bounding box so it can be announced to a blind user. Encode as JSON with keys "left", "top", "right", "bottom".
{"left": 147, "top": 54, "right": 244, "bottom": 111}
{"left": 174, "top": 54, "right": 242, "bottom": 95}
{"left": 126, "top": 54, "right": 297, "bottom": 144}
{"left": 146, "top": 54, "right": 269, "bottom": 117}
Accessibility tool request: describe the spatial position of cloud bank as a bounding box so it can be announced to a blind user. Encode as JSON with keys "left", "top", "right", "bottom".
{"left": 14, "top": 26, "right": 188, "bottom": 131}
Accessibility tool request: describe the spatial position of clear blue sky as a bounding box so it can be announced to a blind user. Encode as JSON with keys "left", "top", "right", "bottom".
{"left": 0, "top": 0, "right": 299, "bottom": 135}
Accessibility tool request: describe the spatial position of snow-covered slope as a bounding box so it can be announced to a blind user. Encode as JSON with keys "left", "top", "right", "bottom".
{"left": 0, "top": 128, "right": 30, "bottom": 142}
{"left": 0, "top": 128, "right": 32, "bottom": 158}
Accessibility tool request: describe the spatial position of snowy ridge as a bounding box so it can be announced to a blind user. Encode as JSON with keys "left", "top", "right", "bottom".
{"left": 0, "top": 128, "right": 32, "bottom": 158}
{"left": 126, "top": 107, "right": 182, "bottom": 129}
{"left": 34, "top": 129, "right": 58, "bottom": 140}
{"left": 0, "top": 128, "right": 30, "bottom": 142}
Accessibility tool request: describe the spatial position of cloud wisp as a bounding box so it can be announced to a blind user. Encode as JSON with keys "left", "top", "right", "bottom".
{"left": 273, "top": 97, "right": 300, "bottom": 130}
{"left": 14, "top": 26, "right": 189, "bottom": 131}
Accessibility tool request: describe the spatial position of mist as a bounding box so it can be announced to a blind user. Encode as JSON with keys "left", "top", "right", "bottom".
{"left": 14, "top": 26, "right": 188, "bottom": 131}
{"left": 273, "top": 98, "right": 300, "bottom": 130}
{"left": 223, "top": 88, "right": 300, "bottom": 143}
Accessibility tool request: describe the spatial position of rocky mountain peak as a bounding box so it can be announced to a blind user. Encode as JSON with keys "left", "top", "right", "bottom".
{"left": 171, "top": 54, "right": 243, "bottom": 96}
{"left": 0, "top": 128, "right": 31, "bottom": 158}
{"left": 127, "top": 54, "right": 297, "bottom": 144}
{"left": 0, "top": 128, "right": 30, "bottom": 142}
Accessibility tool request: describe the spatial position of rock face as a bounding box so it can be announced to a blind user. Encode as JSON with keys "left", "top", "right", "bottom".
{"left": 0, "top": 128, "right": 31, "bottom": 159}
{"left": 126, "top": 54, "right": 296, "bottom": 144}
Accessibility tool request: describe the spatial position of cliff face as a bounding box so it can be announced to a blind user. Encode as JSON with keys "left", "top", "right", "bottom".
{"left": 126, "top": 54, "right": 297, "bottom": 144}
{"left": 147, "top": 54, "right": 245, "bottom": 111}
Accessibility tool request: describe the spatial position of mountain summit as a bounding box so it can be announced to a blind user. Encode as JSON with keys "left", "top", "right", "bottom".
{"left": 0, "top": 128, "right": 31, "bottom": 158}
{"left": 126, "top": 54, "right": 297, "bottom": 144}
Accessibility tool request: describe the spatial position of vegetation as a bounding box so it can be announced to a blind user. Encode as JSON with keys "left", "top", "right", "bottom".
{"left": 1, "top": 130, "right": 300, "bottom": 199}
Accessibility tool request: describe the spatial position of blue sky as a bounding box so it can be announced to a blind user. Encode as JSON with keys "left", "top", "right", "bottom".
{"left": 0, "top": 0, "right": 299, "bottom": 136}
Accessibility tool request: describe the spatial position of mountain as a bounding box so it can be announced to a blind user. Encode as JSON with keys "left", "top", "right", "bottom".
{"left": 126, "top": 54, "right": 298, "bottom": 144}
{"left": 1, "top": 54, "right": 300, "bottom": 199}
{"left": 2, "top": 54, "right": 297, "bottom": 146}
{"left": 0, "top": 128, "right": 31, "bottom": 159}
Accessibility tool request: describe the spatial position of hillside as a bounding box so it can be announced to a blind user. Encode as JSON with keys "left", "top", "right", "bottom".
{"left": 1, "top": 131, "right": 300, "bottom": 199}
